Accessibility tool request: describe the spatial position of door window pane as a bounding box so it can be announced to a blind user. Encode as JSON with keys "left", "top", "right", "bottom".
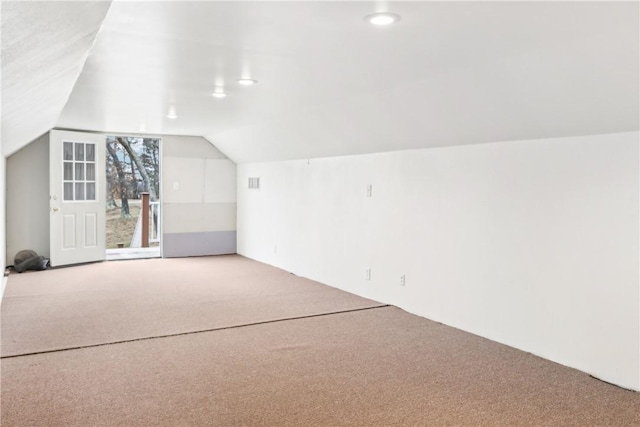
{"left": 64, "top": 162, "right": 73, "bottom": 180}
{"left": 64, "top": 142, "right": 73, "bottom": 161}
{"left": 75, "top": 143, "right": 84, "bottom": 161}
{"left": 86, "top": 144, "right": 95, "bottom": 162}
{"left": 75, "top": 163, "right": 85, "bottom": 180}
{"left": 64, "top": 183, "right": 73, "bottom": 201}
{"left": 75, "top": 183, "right": 85, "bottom": 200}
{"left": 86, "top": 183, "right": 96, "bottom": 201}
{"left": 86, "top": 163, "right": 95, "bottom": 181}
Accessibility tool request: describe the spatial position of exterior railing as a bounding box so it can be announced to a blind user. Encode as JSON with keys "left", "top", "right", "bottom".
{"left": 141, "top": 193, "right": 161, "bottom": 247}
{"left": 149, "top": 201, "right": 160, "bottom": 243}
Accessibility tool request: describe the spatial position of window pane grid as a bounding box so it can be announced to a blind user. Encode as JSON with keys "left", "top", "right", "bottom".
{"left": 63, "top": 141, "right": 97, "bottom": 202}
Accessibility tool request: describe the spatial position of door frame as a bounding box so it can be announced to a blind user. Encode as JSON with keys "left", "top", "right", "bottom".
{"left": 104, "top": 133, "right": 163, "bottom": 258}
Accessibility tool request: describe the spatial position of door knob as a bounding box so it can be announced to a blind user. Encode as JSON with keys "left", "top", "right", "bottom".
{"left": 52, "top": 207, "right": 59, "bottom": 212}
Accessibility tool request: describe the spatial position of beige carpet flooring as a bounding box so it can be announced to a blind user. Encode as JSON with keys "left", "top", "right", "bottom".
{"left": 1, "top": 256, "right": 639, "bottom": 426}
{"left": 1, "top": 255, "right": 382, "bottom": 357}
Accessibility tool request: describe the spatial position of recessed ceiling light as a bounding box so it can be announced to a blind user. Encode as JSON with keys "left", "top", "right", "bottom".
{"left": 212, "top": 86, "right": 228, "bottom": 98}
{"left": 238, "top": 78, "right": 258, "bottom": 86}
{"left": 365, "top": 12, "right": 401, "bottom": 26}
{"left": 167, "top": 114, "right": 177, "bottom": 119}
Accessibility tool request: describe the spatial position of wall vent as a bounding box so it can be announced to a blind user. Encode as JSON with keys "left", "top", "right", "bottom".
{"left": 248, "top": 177, "right": 260, "bottom": 189}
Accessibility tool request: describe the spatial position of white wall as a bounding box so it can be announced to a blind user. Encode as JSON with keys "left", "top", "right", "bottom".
{"left": 163, "top": 135, "right": 237, "bottom": 257}
{"left": 238, "top": 131, "right": 640, "bottom": 391}
{"left": 1, "top": 154, "right": 7, "bottom": 290}
{"left": 6, "top": 133, "right": 49, "bottom": 265}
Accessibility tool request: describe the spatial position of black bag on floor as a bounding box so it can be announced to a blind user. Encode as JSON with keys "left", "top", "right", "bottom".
{"left": 14, "top": 250, "right": 50, "bottom": 273}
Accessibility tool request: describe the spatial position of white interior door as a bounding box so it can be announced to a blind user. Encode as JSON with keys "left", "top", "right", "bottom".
{"left": 50, "top": 130, "right": 106, "bottom": 267}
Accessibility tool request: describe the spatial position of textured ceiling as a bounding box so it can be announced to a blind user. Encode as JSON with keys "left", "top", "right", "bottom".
{"left": 1, "top": 1, "right": 112, "bottom": 156}
{"left": 3, "top": 1, "right": 639, "bottom": 162}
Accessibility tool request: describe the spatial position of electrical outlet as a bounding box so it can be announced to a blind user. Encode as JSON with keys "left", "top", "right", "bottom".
{"left": 365, "top": 268, "right": 371, "bottom": 281}
{"left": 400, "top": 275, "right": 406, "bottom": 286}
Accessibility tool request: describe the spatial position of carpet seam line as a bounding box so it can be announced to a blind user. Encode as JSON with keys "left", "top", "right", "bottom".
{"left": 0, "top": 304, "right": 391, "bottom": 359}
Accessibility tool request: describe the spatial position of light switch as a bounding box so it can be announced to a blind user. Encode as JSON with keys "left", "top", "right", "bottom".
{"left": 173, "top": 181, "right": 180, "bottom": 190}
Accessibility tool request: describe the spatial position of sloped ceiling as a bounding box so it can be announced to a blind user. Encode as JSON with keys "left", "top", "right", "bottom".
{"left": 1, "top": 1, "right": 112, "bottom": 157}
{"left": 4, "top": 2, "right": 639, "bottom": 162}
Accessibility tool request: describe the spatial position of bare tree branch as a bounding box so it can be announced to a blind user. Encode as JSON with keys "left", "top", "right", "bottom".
{"left": 107, "top": 141, "right": 131, "bottom": 218}
{"left": 116, "top": 137, "right": 157, "bottom": 201}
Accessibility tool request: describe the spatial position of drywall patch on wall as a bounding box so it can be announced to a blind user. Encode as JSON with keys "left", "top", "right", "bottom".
{"left": 163, "top": 231, "right": 236, "bottom": 258}
{"left": 6, "top": 134, "right": 50, "bottom": 265}
{"left": 162, "top": 136, "right": 237, "bottom": 257}
{"left": 163, "top": 203, "right": 236, "bottom": 234}
{"left": 163, "top": 157, "right": 206, "bottom": 204}
{"left": 204, "top": 159, "right": 236, "bottom": 203}
{"left": 237, "top": 131, "right": 640, "bottom": 391}
{"left": 163, "top": 135, "right": 228, "bottom": 159}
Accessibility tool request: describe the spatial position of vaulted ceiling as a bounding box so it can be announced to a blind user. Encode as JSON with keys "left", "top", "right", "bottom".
{"left": 2, "top": 1, "right": 638, "bottom": 162}
{"left": 1, "top": 1, "right": 111, "bottom": 157}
